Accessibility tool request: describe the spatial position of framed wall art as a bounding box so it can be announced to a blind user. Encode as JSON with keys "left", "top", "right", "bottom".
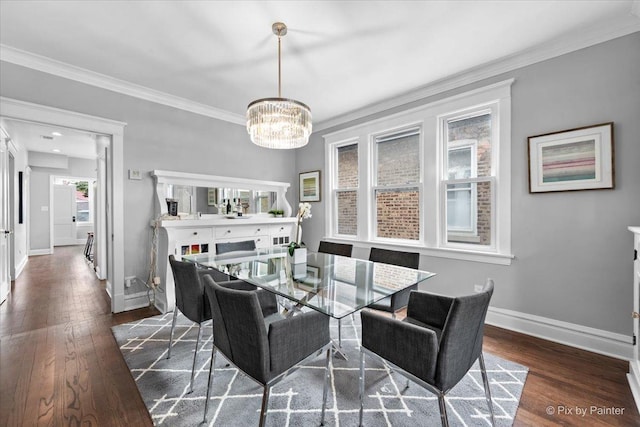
{"left": 528, "top": 122, "right": 614, "bottom": 193}
{"left": 299, "top": 170, "right": 321, "bottom": 202}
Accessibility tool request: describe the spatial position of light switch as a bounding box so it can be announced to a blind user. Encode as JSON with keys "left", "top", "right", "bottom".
{"left": 129, "top": 169, "right": 142, "bottom": 180}
{"left": 41, "top": 206, "right": 49, "bottom": 212}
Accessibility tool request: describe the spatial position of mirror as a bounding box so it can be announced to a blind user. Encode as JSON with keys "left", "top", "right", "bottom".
{"left": 166, "top": 185, "right": 277, "bottom": 216}
{"left": 153, "top": 170, "right": 292, "bottom": 218}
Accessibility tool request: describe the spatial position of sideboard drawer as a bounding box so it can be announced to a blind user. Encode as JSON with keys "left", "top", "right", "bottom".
{"left": 215, "top": 225, "right": 267, "bottom": 239}
{"left": 215, "top": 235, "right": 271, "bottom": 249}
{"left": 170, "top": 227, "right": 214, "bottom": 241}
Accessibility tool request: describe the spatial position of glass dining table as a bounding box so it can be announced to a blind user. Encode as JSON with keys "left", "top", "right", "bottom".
{"left": 182, "top": 246, "right": 436, "bottom": 357}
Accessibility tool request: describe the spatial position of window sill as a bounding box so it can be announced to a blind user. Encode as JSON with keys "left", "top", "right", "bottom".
{"left": 323, "top": 237, "right": 514, "bottom": 266}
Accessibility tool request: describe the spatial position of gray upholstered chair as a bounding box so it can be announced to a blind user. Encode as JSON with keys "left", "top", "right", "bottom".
{"left": 359, "top": 280, "right": 496, "bottom": 427}
{"left": 202, "top": 275, "right": 333, "bottom": 427}
{"left": 167, "top": 255, "right": 217, "bottom": 392}
{"left": 367, "top": 247, "right": 420, "bottom": 318}
{"left": 167, "top": 255, "right": 278, "bottom": 393}
{"left": 318, "top": 241, "right": 353, "bottom": 258}
{"left": 216, "top": 239, "right": 256, "bottom": 254}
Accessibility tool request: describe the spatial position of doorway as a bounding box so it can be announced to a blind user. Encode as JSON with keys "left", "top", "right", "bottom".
{"left": 0, "top": 97, "right": 126, "bottom": 313}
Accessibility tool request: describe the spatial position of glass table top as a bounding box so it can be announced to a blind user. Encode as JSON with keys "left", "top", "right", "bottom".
{"left": 183, "top": 247, "right": 436, "bottom": 319}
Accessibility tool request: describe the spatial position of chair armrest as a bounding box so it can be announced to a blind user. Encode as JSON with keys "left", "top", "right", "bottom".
{"left": 406, "top": 291, "right": 454, "bottom": 331}
{"left": 268, "top": 311, "right": 330, "bottom": 376}
{"left": 361, "top": 310, "right": 439, "bottom": 383}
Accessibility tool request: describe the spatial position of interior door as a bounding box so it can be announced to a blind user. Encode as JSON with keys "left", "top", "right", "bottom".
{"left": 53, "top": 184, "right": 77, "bottom": 246}
{"left": 0, "top": 135, "right": 10, "bottom": 304}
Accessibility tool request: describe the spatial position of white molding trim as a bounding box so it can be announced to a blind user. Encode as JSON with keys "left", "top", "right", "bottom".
{"left": 14, "top": 254, "right": 27, "bottom": 279}
{"left": 629, "top": 361, "right": 640, "bottom": 412}
{"left": 315, "top": 20, "right": 640, "bottom": 131}
{"left": 29, "top": 248, "right": 52, "bottom": 256}
{"left": 124, "top": 291, "right": 151, "bottom": 312}
{"left": 486, "top": 306, "right": 633, "bottom": 361}
{"left": 0, "top": 45, "right": 246, "bottom": 125}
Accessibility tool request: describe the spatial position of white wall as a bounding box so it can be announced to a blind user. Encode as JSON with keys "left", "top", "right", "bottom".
{"left": 10, "top": 142, "right": 28, "bottom": 276}
{"left": 296, "top": 33, "right": 640, "bottom": 352}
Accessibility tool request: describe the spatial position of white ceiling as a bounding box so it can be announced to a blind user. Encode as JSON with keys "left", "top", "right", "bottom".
{"left": 0, "top": 117, "right": 98, "bottom": 159}
{"left": 1, "top": 1, "right": 639, "bottom": 154}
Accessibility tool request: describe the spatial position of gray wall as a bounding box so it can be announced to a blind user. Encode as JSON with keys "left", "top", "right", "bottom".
{"left": 296, "top": 32, "right": 640, "bottom": 336}
{"left": 28, "top": 157, "right": 97, "bottom": 250}
{"left": 1, "top": 63, "right": 297, "bottom": 279}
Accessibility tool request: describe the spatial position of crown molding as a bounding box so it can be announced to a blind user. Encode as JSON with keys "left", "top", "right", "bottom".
{"left": 0, "top": 45, "right": 246, "bottom": 126}
{"left": 314, "top": 17, "right": 640, "bottom": 132}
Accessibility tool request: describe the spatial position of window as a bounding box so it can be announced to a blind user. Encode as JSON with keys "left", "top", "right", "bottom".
{"left": 332, "top": 142, "right": 358, "bottom": 236}
{"left": 324, "top": 80, "right": 512, "bottom": 264}
{"left": 373, "top": 129, "right": 421, "bottom": 241}
{"left": 442, "top": 111, "right": 493, "bottom": 247}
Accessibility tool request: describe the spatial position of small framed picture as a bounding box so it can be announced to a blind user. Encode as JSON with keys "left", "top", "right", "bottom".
{"left": 299, "top": 170, "right": 321, "bottom": 202}
{"left": 528, "top": 122, "right": 614, "bottom": 193}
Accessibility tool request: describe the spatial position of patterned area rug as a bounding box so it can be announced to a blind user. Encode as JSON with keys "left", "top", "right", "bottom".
{"left": 112, "top": 312, "right": 528, "bottom": 426}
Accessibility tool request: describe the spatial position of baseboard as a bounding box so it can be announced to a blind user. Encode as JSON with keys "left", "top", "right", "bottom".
{"left": 629, "top": 361, "right": 640, "bottom": 412}
{"left": 486, "top": 306, "right": 633, "bottom": 361}
{"left": 14, "top": 255, "right": 28, "bottom": 279}
{"left": 29, "top": 248, "right": 52, "bottom": 256}
{"left": 124, "top": 291, "right": 152, "bottom": 311}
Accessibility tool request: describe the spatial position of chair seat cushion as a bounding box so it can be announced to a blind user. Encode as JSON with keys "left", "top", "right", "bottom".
{"left": 404, "top": 317, "right": 443, "bottom": 342}
{"left": 368, "top": 296, "right": 392, "bottom": 312}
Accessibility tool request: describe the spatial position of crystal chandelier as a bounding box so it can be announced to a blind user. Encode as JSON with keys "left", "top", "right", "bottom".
{"left": 247, "top": 22, "right": 312, "bottom": 149}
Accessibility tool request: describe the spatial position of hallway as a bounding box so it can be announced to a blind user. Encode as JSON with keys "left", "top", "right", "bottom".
{"left": 0, "top": 245, "right": 157, "bottom": 426}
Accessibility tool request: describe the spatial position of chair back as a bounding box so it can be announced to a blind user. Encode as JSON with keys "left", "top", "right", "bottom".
{"left": 203, "top": 275, "right": 270, "bottom": 384}
{"left": 318, "top": 241, "right": 353, "bottom": 257}
{"left": 168, "top": 255, "right": 209, "bottom": 323}
{"left": 435, "top": 280, "right": 494, "bottom": 391}
{"left": 368, "top": 247, "right": 419, "bottom": 269}
{"left": 216, "top": 240, "right": 256, "bottom": 255}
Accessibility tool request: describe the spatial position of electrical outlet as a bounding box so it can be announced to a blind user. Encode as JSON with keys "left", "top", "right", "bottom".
{"left": 125, "top": 276, "right": 135, "bottom": 288}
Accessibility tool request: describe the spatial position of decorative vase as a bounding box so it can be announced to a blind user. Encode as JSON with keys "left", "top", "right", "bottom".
{"left": 290, "top": 247, "right": 307, "bottom": 264}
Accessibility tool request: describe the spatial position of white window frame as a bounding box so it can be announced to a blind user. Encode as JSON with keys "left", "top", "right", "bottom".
{"left": 323, "top": 79, "right": 513, "bottom": 265}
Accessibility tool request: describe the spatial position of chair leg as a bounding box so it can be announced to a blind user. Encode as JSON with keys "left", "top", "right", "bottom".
{"left": 358, "top": 350, "right": 365, "bottom": 427}
{"left": 259, "top": 385, "right": 271, "bottom": 427}
{"left": 188, "top": 323, "right": 203, "bottom": 393}
{"left": 320, "top": 348, "right": 331, "bottom": 425}
{"left": 479, "top": 353, "right": 496, "bottom": 426}
{"left": 437, "top": 393, "right": 449, "bottom": 427}
{"left": 167, "top": 306, "right": 179, "bottom": 359}
{"left": 338, "top": 318, "right": 342, "bottom": 347}
{"left": 202, "top": 347, "right": 217, "bottom": 424}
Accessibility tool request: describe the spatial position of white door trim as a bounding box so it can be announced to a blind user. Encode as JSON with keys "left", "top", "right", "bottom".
{"left": 0, "top": 96, "right": 127, "bottom": 312}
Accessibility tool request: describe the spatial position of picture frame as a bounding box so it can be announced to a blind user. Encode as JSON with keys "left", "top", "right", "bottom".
{"left": 528, "top": 122, "right": 614, "bottom": 193}
{"left": 299, "top": 170, "right": 321, "bottom": 202}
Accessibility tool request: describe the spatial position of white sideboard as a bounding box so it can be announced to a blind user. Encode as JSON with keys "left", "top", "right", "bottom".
{"left": 150, "top": 170, "right": 297, "bottom": 313}
{"left": 629, "top": 226, "right": 640, "bottom": 412}
{"left": 154, "top": 216, "right": 295, "bottom": 313}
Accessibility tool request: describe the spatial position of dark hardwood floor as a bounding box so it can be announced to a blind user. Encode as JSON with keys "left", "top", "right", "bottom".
{"left": 1, "top": 246, "right": 638, "bottom": 426}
